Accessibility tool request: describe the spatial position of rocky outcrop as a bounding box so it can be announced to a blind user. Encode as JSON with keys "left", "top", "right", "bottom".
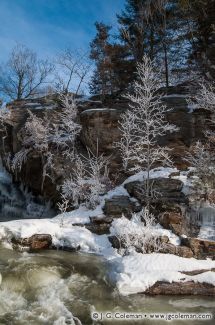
{"left": 12, "top": 234, "right": 52, "bottom": 252}
{"left": 80, "top": 108, "right": 121, "bottom": 154}
{"left": 0, "top": 90, "right": 212, "bottom": 202}
{"left": 103, "top": 195, "right": 141, "bottom": 218}
{"left": 181, "top": 237, "right": 215, "bottom": 259}
{"left": 79, "top": 94, "right": 212, "bottom": 170}
{"left": 124, "top": 178, "right": 187, "bottom": 207}
{"left": 159, "top": 211, "right": 189, "bottom": 237}
{"left": 0, "top": 97, "right": 63, "bottom": 201}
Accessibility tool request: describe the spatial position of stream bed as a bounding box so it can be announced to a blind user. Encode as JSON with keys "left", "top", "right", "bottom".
{"left": 0, "top": 246, "right": 214, "bottom": 325}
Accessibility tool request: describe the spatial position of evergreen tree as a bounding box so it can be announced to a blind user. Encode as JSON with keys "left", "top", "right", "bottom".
{"left": 89, "top": 22, "right": 112, "bottom": 97}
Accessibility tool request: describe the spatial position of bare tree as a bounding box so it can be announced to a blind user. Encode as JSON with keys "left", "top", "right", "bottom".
{"left": 116, "top": 55, "right": 177, "bottom": 210}
{"left": 61, "top": 149, "right": 111, "bottom": 209}
{"left": 0, "top": 44, "right": 54, "bottom": 101}
{"left": 55, "top": 48, "right": 91, "bottom": 95}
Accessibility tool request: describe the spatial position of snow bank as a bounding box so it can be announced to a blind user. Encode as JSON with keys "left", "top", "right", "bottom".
{"left": 0, "top": 218, "right": 111, "bottom": 254}
{"left": 114, "top": 252, "right": 215, "bottom": 295}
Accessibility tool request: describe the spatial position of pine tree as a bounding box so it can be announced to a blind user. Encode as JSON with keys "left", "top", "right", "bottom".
{"left": 89, "top": 22, "right": 112, "bottom": 98}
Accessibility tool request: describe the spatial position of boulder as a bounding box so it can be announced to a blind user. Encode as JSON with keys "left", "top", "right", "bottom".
{"left": 181, "top": 237, "right": 215, "bottom": 259}
{"left": 12, "top": 234, "right": 52, "bottom": 252}
{"left": 103, "top": 195, "right": 141, "bottom": 218}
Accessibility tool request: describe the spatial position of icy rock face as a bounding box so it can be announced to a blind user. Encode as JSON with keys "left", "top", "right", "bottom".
{"left": 0, "top": 162, "right": 55, "bottom": 222}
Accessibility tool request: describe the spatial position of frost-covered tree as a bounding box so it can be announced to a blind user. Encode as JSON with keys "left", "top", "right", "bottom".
{"left": 110, "top": 209, "right": 165, "bottom": 255}
{"left": 186, "top": 81, "right": 215, "bottom": 202}
{"left": 50, "top": 93, "right": 82, "bottom": 151}
{"left": 116, "top": 55, "right": 177, "bottom": 209}
{"left": 186, "top": 141, "right": 215, "bottom": 202}
{"left": 61, "top": 149, "right": 111, "bottom": 209}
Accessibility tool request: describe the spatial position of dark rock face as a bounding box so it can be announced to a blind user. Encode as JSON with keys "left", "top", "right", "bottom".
{"left": 80, "top": 108, "right": 121, "bottom": 154}
{"left": 12, "top": 234, "right": 52, "bottom": 251}
{"left": 79, "top": 95, "right": 212, "bottom": 170}
{"left": 0, "top": 98, "right": 63, "bottom": 202}
{"left": 103, "top": 195, "right": 141, "bottom": 218}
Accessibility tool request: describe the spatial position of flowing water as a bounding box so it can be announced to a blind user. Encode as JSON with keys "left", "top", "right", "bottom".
{"left": 0, "top": 247, "right": 214, "bottom": 325}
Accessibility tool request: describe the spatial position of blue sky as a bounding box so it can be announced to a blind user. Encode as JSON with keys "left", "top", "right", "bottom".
{"left": 0, "top": 0, "right": 125, "bottom": 61}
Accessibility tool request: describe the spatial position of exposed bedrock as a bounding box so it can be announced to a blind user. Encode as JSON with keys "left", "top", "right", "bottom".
{"left": 0, "top": 89, "right": 212, "bottom": 203}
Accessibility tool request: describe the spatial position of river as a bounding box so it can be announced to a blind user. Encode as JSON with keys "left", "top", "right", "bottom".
{"left": 0, "top": 246, "right": 214, "bottom": 325}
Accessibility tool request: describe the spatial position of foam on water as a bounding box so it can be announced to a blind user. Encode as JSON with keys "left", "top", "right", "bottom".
{"left": 0, "top": 248, "right": 214, "bottom": 325}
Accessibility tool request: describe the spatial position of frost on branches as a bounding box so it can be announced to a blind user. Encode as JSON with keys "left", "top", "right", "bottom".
{"left": 9, "top": 94, "right": 81, "bottom": 190}
{"left": 110, "top": 209, "right": 165, "bottom": 255}
{"left": 60, "top": 150, "right": 111, "bottom": 210}
{"left": 186, "top": 82, "right": 215, "bottom": 202}
{"left": 186, "top": 141, "right": 215, "bottom": 202}
{"left": 116, "top": 55, "right": 177, "bottom": 209}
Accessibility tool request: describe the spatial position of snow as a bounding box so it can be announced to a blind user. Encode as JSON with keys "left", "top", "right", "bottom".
{"left": 187, "top": 104, "right": 198, "bottom": 113}
{"left": 54, "top": 205, "right": 105, "bottom": 225}
{"left": 0, "top": 218, "right": 112, "bottom": 254}
{"left": 82, "top": 108, "right": 116, "bottom": 113}
{"left": 123, "top": 167, "right": 178, "bottom": 185}
{"left": 110, "top": 214, "right": 180, "bottom": 247}
{"left": 114, "top": 252, "right": 215, "bottom": 295}
{"left": 162, "top": 94, "right": 188, "bottom": 98}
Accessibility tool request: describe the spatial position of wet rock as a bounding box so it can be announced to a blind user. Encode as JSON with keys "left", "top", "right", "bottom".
{"left": 103, "top": 195, "right": 141, "bottom": 218}
{"left": 181, "top": 237, "right": 215, "bottom": 259}
{"left": 12, "top": 234, "right": 52, "bottom": 252}
{"left": 145, "top": 280, "right": 215, "bottom": 295}
{"left": 108, "top": 235, "right": 121, "bottom": 249}
{"left": 55, "top": 245, "right": 80, "bottom": 252}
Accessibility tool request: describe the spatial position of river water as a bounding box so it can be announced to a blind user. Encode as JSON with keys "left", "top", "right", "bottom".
{"left": 0, "top": 246, "right": 214, "bottom": 325}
